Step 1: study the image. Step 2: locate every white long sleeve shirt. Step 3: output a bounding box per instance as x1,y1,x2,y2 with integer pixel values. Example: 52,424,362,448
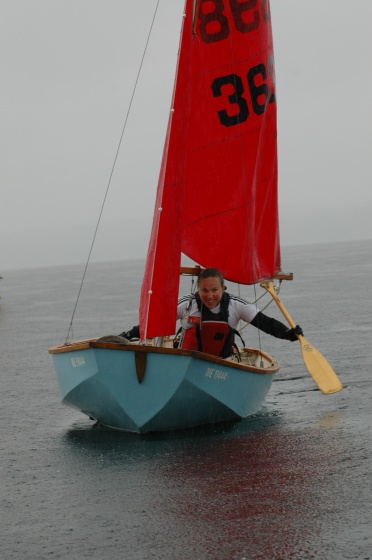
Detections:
177,293,259,330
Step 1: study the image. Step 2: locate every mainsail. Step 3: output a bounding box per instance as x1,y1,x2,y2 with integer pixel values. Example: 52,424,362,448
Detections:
140,0,280,339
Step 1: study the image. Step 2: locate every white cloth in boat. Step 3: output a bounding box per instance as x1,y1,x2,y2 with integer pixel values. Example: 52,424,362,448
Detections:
177,294,258,330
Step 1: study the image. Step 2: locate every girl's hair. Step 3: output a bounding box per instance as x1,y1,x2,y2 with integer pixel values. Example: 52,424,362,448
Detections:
197,268,224,287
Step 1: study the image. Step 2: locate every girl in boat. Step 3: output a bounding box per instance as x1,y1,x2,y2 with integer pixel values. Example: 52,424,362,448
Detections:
120,268,303,359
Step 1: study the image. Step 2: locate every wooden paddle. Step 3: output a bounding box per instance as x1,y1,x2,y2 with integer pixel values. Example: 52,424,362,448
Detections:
260,280,343,395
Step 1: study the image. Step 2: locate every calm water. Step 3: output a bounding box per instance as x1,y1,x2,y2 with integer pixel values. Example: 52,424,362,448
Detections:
1,240,371,560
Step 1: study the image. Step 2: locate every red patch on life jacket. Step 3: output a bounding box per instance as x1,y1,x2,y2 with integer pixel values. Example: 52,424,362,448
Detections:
187,316,200,326
200,321,229,356
181,326,198,350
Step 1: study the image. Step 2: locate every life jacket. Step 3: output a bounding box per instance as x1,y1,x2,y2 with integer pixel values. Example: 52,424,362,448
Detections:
181,315,200,352
181,293,236,358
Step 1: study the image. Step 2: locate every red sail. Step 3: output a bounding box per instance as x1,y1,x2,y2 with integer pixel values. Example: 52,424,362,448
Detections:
140,0,280,339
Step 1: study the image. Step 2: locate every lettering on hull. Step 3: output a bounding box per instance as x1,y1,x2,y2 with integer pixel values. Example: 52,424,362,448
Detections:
205,367,228,381
71,356,86,367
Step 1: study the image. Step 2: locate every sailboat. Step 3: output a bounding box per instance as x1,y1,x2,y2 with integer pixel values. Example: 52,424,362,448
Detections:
49,0,342,433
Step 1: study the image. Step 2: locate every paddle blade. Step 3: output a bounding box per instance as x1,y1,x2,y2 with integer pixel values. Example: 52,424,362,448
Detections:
299,336,343,394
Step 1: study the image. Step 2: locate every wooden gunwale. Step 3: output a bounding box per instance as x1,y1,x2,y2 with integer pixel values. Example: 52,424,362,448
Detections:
48,339,279,374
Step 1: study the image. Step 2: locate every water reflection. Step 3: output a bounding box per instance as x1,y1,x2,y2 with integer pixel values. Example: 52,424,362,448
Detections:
63,411,280,448
316,410,344,428
59,412,341,559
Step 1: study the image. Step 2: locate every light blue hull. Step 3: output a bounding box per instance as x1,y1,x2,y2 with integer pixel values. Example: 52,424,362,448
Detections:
50,341,278,433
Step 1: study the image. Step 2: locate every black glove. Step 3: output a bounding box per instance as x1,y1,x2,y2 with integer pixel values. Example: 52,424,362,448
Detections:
118,325,140,340
285,325,303,341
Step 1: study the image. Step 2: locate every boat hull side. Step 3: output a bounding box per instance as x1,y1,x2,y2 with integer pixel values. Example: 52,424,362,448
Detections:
50,345,276,433
185,356,273,418
51,348,98,400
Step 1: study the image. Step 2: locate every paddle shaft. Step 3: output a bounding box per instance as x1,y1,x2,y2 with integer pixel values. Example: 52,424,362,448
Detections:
264,288,296,329
260,280,343,394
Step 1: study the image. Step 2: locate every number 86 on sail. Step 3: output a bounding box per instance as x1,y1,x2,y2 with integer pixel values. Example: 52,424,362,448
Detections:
196,0,272,44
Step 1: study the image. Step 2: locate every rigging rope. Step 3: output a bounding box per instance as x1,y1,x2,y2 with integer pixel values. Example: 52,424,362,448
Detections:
65,1,161,343
238,281,280,339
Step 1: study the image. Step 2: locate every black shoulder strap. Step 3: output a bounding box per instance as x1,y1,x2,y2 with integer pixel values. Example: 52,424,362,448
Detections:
233,328,245,347
220,292,230,321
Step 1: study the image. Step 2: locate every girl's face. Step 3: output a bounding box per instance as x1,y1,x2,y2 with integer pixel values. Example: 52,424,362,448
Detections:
198,276,224,309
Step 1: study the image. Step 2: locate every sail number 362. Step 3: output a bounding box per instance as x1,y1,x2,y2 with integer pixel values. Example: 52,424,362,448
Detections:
212,60,275,127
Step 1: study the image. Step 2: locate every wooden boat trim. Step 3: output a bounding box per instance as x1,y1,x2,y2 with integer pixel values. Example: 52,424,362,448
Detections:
49,339,96,353
273,272,293,281
48,339,279,375
180,265,202,276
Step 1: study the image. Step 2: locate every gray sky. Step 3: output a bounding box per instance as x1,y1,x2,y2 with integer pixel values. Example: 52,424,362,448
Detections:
1,0,371,272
